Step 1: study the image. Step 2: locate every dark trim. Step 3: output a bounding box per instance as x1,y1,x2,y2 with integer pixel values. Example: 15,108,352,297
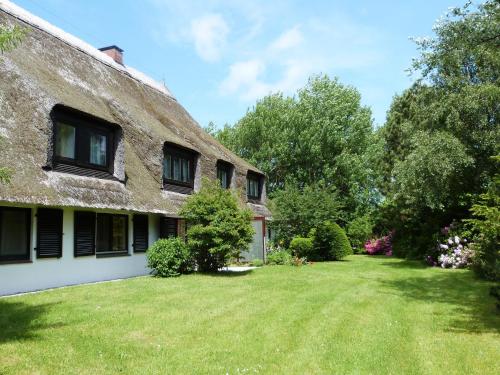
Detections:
99,45,124,52
133,214,149,253
0,207,31,262
50,105,119,179
74,211,96,257
0,260,33,265
96,252,130,258
159,217,178,239
36,208,63,259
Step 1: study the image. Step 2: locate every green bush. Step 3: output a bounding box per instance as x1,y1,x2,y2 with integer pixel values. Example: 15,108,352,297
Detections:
249,258,264,267
180,179,254,272
347,215,373,253
266,249,292,265
313,221,352,261
146,238,193,277
289,236,314,258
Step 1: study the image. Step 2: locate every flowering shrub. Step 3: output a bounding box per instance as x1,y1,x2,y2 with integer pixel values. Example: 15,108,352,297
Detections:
429,235,474,269
364,232,393,256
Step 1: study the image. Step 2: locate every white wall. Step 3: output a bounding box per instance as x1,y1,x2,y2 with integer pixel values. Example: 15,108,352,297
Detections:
0,207,158,296
241,219,265,261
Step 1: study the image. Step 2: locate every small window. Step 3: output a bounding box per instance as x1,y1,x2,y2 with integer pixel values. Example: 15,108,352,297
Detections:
217,160,233,189
51,106,117,178
247,172,263,200
96,214,128,255
0,207,31,262
163,143,197,193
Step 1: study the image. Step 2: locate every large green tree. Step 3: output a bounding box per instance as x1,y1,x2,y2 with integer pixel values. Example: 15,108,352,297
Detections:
377,0,500,257
211,75,377,221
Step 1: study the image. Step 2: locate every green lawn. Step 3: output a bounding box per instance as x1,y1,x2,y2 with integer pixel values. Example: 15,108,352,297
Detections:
1,256,499,375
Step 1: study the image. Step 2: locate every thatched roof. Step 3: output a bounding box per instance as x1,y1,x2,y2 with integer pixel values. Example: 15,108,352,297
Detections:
0,3,271,218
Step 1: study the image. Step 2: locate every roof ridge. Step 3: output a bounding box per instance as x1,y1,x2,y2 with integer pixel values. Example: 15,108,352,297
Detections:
0,0,176,101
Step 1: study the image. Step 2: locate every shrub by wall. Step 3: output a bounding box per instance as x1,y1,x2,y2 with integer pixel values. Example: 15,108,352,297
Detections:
266,249,293,265
147,238,194,277
289,236,314,258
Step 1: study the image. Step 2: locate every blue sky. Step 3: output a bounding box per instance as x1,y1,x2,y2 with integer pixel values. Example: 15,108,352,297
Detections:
13,0,464,128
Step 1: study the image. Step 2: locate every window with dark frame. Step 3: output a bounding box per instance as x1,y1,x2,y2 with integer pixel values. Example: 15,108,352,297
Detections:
217,160,232,189
163,143,197,193
247,172,262,200
159,217,178,239
0,207,31,262
74,211,128,257
52,106,117,178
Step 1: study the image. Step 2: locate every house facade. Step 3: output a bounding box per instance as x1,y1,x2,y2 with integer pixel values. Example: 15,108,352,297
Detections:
0,1,271,296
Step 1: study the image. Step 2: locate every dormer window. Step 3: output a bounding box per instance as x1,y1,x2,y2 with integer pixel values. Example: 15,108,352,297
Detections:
51,106,118,179
163,143,197,194
247,172,263,201
216,160,233,189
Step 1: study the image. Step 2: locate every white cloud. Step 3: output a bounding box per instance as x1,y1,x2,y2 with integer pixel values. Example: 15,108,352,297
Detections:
190,13,229,62
269,26,303,51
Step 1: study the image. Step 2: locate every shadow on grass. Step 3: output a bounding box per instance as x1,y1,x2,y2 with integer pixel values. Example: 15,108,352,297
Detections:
205,269,254,277
379,264,499,334
0,300,62,343
380,258,427,269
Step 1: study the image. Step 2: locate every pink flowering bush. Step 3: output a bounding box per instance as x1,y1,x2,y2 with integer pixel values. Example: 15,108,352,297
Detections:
364,232,393,256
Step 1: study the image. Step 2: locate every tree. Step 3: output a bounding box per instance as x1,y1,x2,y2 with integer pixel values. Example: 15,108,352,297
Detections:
270,183,344,246
376,0,500,258
180,179,254,272
213,75,377,221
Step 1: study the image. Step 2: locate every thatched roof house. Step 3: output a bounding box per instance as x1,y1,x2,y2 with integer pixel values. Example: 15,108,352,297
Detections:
0,1,270,296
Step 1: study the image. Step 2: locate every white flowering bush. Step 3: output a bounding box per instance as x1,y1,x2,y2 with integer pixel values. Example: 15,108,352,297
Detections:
436,235,474,269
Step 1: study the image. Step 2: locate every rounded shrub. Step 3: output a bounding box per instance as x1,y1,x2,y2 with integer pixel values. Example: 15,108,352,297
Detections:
147,238,194,277
266,249,293,265
313,221,352,261
289,236,314,258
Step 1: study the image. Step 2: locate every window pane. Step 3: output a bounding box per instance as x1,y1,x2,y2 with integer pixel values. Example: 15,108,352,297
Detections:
163,155,172,179
218,169,228,188
89,133,107,166
0,209,29,259
181,159,190,182
96,214,111,252
55,123,75,159
112,216,127,252
173,157,181,180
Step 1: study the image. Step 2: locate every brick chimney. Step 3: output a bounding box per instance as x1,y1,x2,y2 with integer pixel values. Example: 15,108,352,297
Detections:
99,45,124,65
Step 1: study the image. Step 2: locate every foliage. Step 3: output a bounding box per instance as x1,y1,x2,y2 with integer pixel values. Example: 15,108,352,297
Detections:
466,157,500,281
0,24,27,53
146,238,194,277
180,179,254,272
312,221,352,261
212,75,378,219
249,258,264,267
376,1,500,259
270,183,344,245
266,248,292,265
289,236,313,258
364,232,393,256
347,214,374,252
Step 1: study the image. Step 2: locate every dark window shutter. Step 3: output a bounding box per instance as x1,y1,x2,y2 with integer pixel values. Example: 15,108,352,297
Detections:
133,215,149,253
159,217,178,239
74,211,96,257
36,208,63,258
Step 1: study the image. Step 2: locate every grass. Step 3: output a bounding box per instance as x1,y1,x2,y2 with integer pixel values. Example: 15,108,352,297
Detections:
0,256,499,375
